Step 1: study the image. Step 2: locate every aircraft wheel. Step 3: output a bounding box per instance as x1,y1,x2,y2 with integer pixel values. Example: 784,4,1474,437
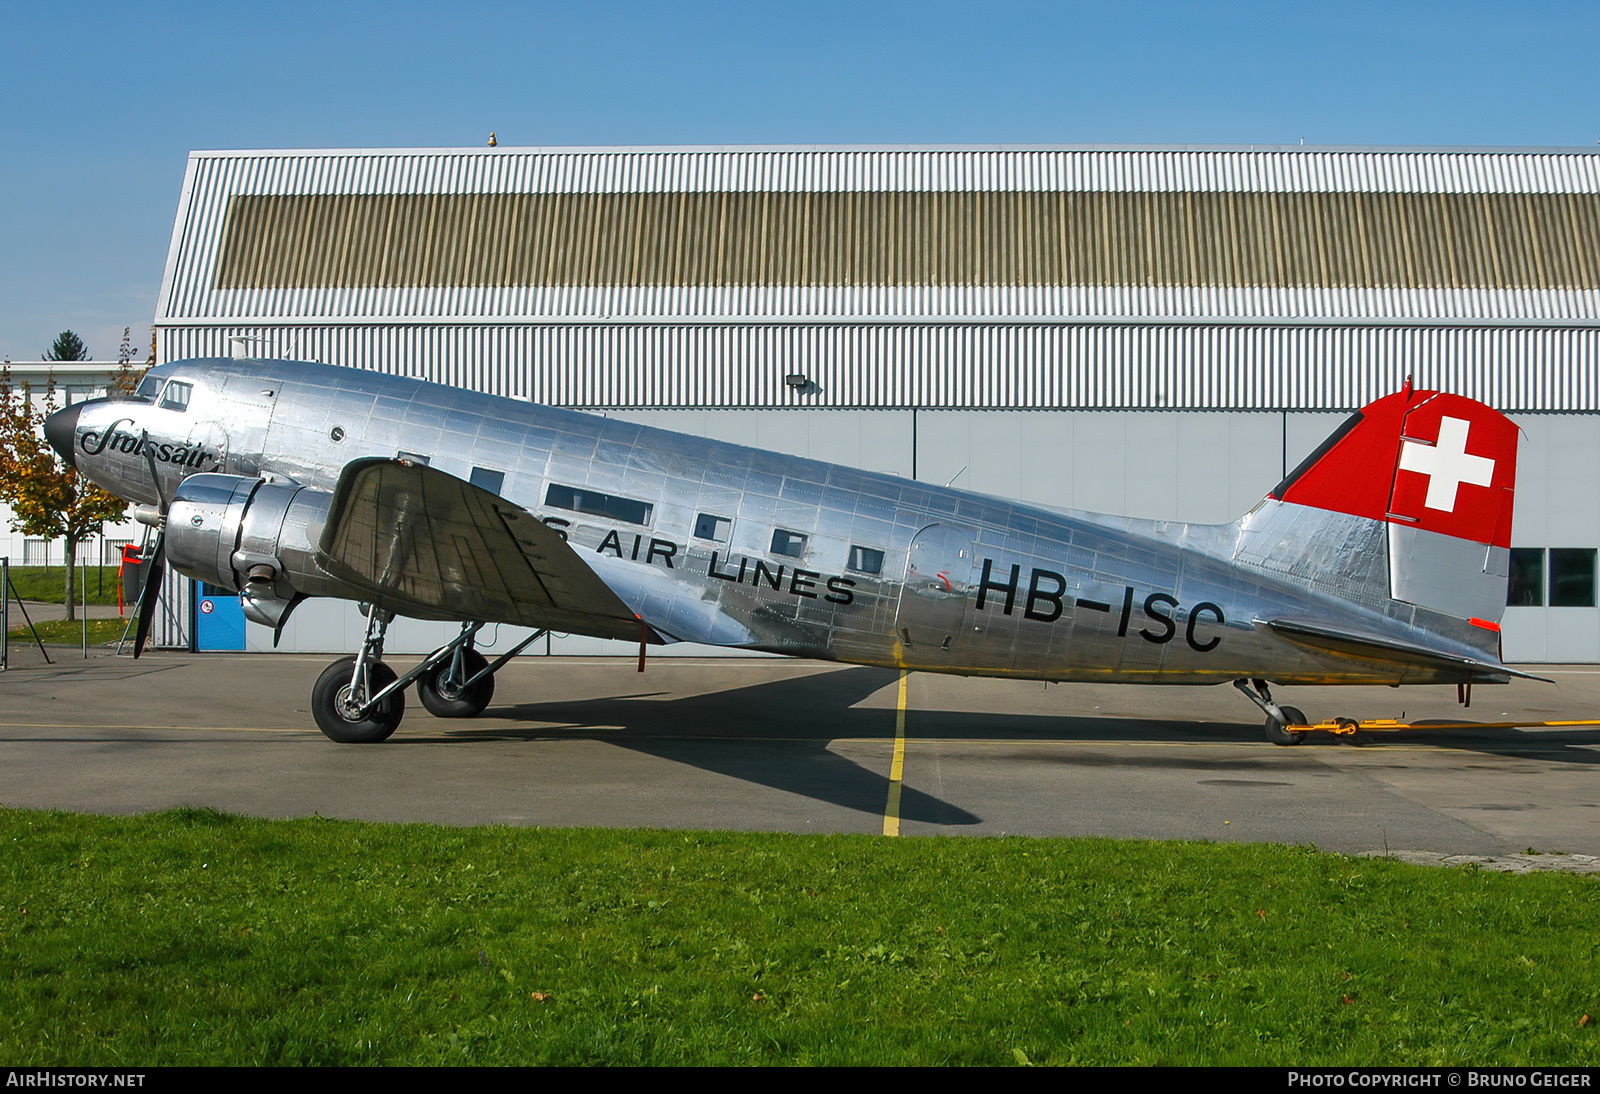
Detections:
417,649,495,718
312,656,404,743
1265,705,1308,747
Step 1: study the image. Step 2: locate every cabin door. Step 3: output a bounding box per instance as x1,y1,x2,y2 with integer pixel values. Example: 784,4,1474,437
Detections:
894,523,975,652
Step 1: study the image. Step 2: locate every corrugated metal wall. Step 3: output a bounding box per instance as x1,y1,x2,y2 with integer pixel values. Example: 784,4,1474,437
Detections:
159,320,1600,412
154,146,1600,412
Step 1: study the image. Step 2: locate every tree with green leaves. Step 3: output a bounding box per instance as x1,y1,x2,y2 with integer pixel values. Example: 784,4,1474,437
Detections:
44,330,90,362
0,336,131,620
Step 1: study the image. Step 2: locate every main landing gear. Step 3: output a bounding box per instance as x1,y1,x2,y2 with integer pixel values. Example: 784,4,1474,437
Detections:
1233,678,1308,746
310,608,547,743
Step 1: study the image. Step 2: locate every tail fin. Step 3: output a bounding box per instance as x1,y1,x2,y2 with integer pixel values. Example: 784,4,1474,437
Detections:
1270,384,1519,627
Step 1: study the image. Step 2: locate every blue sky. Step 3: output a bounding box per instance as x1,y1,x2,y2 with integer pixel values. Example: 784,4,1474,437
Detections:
4,0,1598,362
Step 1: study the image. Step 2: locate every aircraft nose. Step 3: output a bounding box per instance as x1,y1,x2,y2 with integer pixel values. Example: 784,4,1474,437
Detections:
44,404,81,469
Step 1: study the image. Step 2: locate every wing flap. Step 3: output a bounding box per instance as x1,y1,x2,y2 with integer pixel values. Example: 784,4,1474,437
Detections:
316,458,643,641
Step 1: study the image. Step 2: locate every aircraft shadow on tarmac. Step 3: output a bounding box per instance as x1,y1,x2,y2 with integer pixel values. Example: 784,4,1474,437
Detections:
386,664,1600,824
411,665,980,825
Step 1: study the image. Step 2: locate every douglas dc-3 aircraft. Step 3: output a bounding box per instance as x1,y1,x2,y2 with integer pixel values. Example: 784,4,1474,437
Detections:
44,357,1533,745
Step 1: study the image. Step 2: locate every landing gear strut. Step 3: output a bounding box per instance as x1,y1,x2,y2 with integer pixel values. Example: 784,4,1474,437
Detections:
312,608,405,743
313,655,404,743
311,613,547,743
417,630,495,718
1233,678,1308,746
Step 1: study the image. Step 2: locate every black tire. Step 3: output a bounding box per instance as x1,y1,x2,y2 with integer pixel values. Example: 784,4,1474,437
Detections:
416,648,495,718
312,656,404,743
1265,704,1308,747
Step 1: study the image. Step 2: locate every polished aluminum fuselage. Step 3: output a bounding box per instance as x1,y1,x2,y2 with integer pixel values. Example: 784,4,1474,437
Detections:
67,358,1495,685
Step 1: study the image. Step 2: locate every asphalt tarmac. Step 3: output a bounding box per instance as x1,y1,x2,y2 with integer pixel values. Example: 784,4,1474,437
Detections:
2,645,1598,860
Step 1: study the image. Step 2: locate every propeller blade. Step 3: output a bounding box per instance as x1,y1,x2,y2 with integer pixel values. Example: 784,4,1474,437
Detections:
131,429,172,660
142,433,170,512
132,534,165,659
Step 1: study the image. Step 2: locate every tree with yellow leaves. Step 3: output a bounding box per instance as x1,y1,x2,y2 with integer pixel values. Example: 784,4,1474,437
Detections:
0,332,137,621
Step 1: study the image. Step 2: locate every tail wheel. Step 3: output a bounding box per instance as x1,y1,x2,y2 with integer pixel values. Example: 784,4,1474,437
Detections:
1265,704,1308,747
313,655,404,743
417,648,495,718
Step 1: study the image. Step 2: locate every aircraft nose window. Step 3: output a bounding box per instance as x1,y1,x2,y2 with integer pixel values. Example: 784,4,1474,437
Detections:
160,381,193,411
136,376,162,402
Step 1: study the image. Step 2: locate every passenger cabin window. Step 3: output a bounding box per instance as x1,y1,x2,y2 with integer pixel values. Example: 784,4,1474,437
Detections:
545,483,653,526
694,514,732,542
470,467,505,496
848,546,885,576
160,381,192,412
771,529,808,558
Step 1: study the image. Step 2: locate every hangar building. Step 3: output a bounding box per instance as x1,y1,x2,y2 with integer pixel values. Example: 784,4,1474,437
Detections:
149,145,1599,661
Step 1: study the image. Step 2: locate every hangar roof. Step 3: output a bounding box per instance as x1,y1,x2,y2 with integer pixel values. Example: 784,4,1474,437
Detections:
160,146,1600,327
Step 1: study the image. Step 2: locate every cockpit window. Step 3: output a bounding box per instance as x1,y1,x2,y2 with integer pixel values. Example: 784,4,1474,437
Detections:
160,381,192,412
135,376,162,402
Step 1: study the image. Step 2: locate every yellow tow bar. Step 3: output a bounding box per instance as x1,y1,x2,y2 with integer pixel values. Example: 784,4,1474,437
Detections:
1291,717,1600,737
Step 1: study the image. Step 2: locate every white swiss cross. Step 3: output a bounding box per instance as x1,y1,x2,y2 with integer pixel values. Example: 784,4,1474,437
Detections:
1397,415,1495,513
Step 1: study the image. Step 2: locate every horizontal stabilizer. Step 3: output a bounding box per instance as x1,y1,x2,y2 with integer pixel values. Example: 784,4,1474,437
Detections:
317,458,646,641
1265,619,1550,683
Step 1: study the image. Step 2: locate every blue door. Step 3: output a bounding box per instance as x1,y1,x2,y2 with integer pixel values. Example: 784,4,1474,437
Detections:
194,581,246,651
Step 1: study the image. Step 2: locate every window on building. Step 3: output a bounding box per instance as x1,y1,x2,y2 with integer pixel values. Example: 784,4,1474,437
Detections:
545,483,653,526
1508,548,1545,606
694,513,731,542
1506,548,1599,608
23,539,49,565
771,529,808,558
102,540,133,566
848,545,885,576
1549,548,1598,608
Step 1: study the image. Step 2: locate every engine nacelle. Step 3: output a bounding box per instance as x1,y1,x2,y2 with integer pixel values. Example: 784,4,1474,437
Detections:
166,473,338,628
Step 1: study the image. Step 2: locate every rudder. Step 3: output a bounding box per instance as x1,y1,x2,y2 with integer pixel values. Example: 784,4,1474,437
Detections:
1270,384,1519,628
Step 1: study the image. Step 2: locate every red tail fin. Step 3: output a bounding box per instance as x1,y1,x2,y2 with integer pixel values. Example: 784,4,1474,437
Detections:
1273,388,1518,550
1271,388,1518,628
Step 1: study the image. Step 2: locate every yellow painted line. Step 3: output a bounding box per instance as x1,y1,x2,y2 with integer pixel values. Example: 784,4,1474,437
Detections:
883,670,909,836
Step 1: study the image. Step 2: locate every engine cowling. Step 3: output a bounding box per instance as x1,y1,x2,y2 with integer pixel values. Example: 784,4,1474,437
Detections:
166,473,338,627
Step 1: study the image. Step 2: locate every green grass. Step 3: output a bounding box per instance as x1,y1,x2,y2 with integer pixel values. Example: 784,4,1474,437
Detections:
3,566,125,606
6,618,128,645
1,808,1596,1066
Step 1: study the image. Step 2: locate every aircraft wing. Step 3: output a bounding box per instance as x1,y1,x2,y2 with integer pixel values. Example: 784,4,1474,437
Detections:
315,458,646,641
1264,619,1550,682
